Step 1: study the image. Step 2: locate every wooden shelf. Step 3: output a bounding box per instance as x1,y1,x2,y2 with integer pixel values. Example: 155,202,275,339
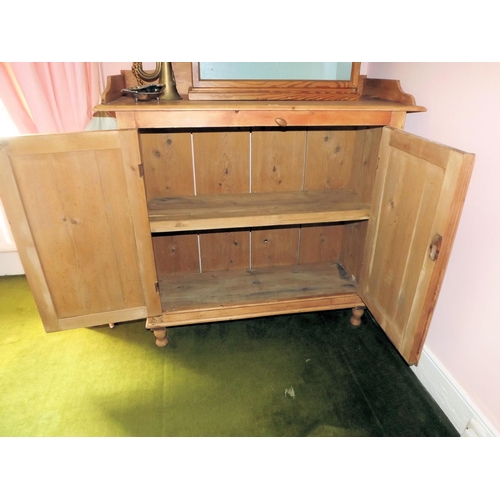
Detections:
147,262,364,328
148,189,370,233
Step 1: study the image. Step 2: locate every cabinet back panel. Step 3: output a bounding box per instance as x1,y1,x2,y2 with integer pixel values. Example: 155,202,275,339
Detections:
140,128,361,273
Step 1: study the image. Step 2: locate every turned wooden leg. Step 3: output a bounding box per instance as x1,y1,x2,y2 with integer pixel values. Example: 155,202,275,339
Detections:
350,307,365,326
152,328,169,348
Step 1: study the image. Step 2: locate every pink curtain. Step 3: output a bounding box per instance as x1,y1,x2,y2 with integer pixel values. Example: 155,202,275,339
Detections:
0,62,102,134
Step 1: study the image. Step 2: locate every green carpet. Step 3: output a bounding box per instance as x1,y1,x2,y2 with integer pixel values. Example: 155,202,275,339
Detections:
0,275,458,437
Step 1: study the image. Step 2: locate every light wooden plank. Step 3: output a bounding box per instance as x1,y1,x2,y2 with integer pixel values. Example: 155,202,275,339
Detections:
140,131,194,200
340,128,382,279
199,231,250,272
193,130,250,195
139,130,199,275
1,130,122,155
251,227,300,268
193,130,251,271
151,262,363,326
304,129,356,190
59,306,149,330
118,130,163,316
152,234,200,275
149,190,370,232
302,128,356,264
0,147,60,331
299,224,343,264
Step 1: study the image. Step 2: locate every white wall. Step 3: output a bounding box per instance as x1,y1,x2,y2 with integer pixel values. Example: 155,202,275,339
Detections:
366,63,500,433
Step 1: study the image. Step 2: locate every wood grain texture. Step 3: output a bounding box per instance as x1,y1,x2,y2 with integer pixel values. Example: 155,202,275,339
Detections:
151,262,363,326
140,131,199,275
0,131,158,330
340,127,382,279
193,130,251,271
359,127,474,364
251,129,306,268
148,190,370,232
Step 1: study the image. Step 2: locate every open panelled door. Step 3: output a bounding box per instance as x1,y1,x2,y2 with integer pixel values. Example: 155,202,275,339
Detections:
359,127,474,365
0,130,161,332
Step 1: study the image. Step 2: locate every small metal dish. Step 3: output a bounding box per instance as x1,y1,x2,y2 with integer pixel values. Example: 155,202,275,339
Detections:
122,84,166,103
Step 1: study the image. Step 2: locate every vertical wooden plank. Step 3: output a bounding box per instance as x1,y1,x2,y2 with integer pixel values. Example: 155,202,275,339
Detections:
193,130,251,271
251,130,306,268
140,131,199,275
193,130,250,195
199,230,251,272
301,128,355,264
340,127,382,279
304,128,355,190
152,234,200,275
348,127,383,203
251,129,306,192
251,227,300,268
0,149,60,331
140,132,194,199
298,224,343,265
118,129,163,316
367,149,442,318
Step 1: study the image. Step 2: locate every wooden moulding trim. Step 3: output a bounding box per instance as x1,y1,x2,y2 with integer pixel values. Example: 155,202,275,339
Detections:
189,62,362,101
100,74,126,104
362,78,421,106
188,88,362,102
146,294,365,328
58,306,149,330
133,110,394,129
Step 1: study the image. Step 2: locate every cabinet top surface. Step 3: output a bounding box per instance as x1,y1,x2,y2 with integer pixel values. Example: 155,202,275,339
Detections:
95,97,426,113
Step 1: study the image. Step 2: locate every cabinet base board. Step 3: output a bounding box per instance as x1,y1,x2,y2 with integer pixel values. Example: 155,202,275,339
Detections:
147,262,364,328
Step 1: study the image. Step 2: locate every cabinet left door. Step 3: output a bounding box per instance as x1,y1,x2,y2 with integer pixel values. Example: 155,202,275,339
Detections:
0,130,162,331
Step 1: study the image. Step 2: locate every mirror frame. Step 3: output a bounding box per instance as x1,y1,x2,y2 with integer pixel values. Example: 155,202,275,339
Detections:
188,62,361,101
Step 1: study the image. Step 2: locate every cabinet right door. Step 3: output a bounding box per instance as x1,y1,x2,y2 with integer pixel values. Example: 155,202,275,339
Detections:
358,127,474,365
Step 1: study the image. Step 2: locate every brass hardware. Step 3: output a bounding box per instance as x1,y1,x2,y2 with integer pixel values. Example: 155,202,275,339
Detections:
429,234,442,261
132,62,182,101
275,117,288,127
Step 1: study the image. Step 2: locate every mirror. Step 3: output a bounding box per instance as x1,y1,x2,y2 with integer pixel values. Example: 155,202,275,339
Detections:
189,62,361,101
199,62,354,81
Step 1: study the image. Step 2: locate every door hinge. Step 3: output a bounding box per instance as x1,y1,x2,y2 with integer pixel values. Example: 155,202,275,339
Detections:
138,163,144,177
155,282,160,294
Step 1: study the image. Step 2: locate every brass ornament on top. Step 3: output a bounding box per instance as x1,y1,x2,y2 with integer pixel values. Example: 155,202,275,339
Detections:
122,62,182,102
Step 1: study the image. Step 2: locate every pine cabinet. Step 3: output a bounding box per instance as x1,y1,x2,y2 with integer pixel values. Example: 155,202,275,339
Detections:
0,77,474,365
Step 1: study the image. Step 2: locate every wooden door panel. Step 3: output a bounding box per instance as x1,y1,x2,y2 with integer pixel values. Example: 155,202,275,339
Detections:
359,127,474,364
0,130,161,332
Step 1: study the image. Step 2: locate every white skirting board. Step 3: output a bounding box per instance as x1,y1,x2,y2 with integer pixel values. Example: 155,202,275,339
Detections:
411,347,499,437
0,251,24,276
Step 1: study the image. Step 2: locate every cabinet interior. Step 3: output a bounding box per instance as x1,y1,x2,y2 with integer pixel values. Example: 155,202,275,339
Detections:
139,126,382,324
